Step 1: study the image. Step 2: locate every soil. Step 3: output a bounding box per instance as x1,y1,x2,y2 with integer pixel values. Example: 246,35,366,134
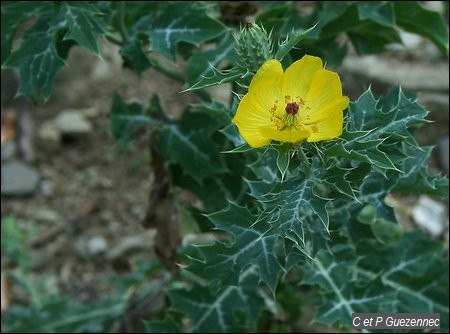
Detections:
1,42,200,306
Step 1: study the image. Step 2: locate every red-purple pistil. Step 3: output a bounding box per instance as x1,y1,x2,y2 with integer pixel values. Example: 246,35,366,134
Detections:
285,102,299,115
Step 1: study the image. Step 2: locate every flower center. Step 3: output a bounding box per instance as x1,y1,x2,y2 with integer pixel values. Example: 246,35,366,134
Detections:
285,102,299,115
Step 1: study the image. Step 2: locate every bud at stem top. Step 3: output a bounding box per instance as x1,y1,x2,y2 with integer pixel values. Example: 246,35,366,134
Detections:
234,23,273,74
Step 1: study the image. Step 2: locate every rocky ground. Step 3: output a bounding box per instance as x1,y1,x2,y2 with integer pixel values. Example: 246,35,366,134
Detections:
1,42,203,310
1,29,449,330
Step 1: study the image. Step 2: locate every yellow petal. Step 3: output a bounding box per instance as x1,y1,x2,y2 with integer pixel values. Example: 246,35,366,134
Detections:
300,96,349,125
232,93,273,147
306,105,345,142
282,55,323,100
248,60,284,117
259,126,311,143
304,69,346,122
232,59,285,148
249,59,284,93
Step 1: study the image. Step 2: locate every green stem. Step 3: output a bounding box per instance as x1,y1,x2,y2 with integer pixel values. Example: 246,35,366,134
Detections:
118,1,129,43
149,57,184,81
298,145,312,178
149,57,211,101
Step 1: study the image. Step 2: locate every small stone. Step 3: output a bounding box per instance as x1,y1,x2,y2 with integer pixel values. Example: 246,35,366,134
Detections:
53,111,92,136
75,237,108,259
1,161,40,196
106,230,155,262
86,166,113,188
1,141,16,162
34,209,60,222
412,196,448,237
40,179,56,197
87,237,108,257
131,205,145,218
38,121,61,152
400,31,423,50
387,31,424,53
80,107,101,119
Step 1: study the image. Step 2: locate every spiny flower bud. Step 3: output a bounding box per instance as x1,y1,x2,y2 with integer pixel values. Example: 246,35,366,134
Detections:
234,23,273,74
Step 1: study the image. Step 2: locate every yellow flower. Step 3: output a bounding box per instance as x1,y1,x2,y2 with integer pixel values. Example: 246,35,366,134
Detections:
232,55,350,148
